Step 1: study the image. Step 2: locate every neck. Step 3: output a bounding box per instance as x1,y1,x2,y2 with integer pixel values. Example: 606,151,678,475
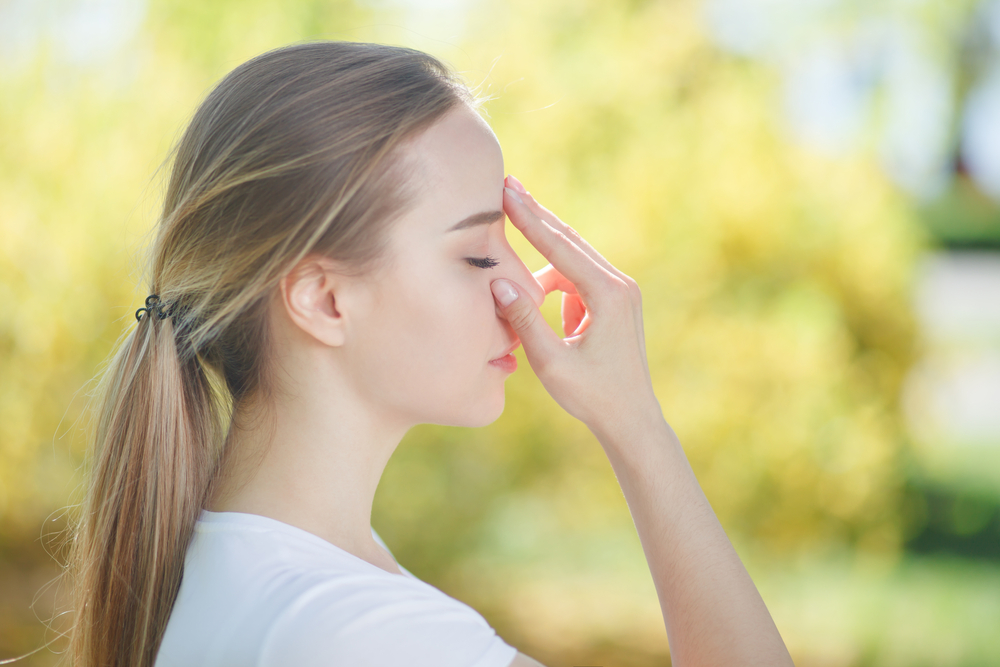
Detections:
206,379,411,574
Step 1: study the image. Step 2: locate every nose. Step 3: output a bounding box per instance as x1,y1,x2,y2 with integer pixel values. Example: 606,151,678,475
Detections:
498,242,546,308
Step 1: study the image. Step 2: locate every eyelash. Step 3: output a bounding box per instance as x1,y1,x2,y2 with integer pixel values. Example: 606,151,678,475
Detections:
466,255,500,269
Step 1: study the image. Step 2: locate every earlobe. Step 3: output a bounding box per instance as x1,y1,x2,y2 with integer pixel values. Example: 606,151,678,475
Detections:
279,258,348,348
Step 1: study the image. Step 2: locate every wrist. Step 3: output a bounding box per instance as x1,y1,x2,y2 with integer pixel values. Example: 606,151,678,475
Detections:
589,410,692,507
586,400,673,453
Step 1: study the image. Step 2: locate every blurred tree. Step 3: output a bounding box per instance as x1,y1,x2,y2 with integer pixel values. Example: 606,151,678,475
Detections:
705,0,1000,245
0,0,926,664
379,0,919,569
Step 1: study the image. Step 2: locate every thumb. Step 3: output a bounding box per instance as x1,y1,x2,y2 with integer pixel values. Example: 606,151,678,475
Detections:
491,278,561,361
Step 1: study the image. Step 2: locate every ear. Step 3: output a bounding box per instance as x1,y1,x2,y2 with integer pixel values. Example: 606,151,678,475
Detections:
278,256,348,347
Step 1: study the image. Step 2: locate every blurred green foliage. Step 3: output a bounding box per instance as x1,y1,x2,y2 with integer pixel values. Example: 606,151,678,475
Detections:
3,0,994,665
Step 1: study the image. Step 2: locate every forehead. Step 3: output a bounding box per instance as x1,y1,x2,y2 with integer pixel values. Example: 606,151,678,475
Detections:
392,104,505,239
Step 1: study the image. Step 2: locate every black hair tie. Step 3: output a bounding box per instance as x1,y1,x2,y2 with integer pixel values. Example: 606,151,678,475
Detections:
135,294,172,322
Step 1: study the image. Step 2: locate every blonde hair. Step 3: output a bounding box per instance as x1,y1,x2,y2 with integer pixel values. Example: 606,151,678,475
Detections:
65,41,474,667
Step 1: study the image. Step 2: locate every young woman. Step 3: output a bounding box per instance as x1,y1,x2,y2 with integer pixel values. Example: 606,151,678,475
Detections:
66,41,793,667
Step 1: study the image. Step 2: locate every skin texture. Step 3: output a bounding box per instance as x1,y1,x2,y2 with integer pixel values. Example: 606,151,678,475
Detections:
206,104,544,572
492,180,794,666
208,103,793,666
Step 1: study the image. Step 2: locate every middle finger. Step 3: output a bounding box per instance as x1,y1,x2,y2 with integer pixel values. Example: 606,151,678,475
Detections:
534,264,578,296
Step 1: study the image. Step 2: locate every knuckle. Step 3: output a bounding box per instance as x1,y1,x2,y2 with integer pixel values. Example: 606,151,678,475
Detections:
610,276,631,297
622,275,641,300
596,272,619,293
506,303,537,332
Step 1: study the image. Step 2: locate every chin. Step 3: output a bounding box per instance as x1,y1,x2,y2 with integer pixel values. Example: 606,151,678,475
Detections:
472,395,506,428
433,387,506,428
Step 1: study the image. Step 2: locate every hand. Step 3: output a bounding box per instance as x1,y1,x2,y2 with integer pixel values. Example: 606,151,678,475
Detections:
493,175,661,436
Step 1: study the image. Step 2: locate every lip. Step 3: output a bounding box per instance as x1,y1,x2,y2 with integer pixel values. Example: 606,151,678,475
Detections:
489,353,517,373
489,340,521,362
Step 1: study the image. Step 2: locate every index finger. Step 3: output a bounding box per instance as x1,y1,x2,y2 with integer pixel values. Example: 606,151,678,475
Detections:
507,177,625,282
505,187,616,305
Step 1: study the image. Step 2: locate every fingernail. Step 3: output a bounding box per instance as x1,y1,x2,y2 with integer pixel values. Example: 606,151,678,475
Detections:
504,186,523,204
507,174,528,194
491,279,518,306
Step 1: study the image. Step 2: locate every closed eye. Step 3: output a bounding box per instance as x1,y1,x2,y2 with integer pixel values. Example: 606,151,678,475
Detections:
466,255,500,269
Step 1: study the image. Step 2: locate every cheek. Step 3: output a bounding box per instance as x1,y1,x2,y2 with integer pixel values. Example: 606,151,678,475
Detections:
350,259,504,422
425,279,495,357
383,272,494,372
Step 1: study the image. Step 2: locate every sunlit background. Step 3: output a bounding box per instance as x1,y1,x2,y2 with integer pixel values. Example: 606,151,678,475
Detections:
1,0,999,665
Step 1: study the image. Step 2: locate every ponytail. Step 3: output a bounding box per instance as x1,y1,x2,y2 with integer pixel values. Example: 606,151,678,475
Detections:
67,310,226,666
60,40,474,667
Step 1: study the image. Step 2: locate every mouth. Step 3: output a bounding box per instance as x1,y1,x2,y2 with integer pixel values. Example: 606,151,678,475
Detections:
489,339,521,362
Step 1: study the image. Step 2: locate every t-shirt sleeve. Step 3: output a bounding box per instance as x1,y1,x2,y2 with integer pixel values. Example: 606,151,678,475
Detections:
256,575,518,667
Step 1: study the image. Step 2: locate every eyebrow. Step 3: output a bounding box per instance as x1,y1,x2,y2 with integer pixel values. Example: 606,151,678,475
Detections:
446,210,505,232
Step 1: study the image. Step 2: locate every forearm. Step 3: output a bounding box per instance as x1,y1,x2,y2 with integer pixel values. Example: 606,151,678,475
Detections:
496,178,792,665
591,413,793,667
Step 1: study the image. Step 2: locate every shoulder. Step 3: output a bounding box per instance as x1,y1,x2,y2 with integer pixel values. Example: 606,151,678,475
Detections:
257,573,518,667
165,512,520,667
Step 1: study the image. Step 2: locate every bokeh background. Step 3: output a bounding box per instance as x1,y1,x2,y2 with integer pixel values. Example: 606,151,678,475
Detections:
2,0,999,665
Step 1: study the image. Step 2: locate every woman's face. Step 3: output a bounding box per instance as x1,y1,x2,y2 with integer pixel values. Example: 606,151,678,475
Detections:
343,104,545,428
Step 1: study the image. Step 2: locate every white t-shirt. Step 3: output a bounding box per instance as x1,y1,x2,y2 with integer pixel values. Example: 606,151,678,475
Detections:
155,510,518,667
